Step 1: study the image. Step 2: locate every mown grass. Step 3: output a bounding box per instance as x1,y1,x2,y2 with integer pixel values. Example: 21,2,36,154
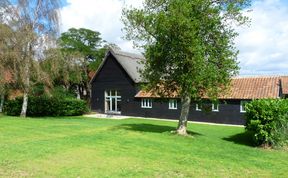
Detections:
0,115,287,177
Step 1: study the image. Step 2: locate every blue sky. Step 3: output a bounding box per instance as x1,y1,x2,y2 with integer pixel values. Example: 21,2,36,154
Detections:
60,0,288,75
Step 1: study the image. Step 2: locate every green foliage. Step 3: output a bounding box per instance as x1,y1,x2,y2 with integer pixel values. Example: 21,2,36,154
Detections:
122,0,250,99
58,28,108,71
59,28,102,60
245,99,288,148
4,96,88,117
51,28,121,100
57,99,89,116
50,86,76,99
122,0,250,133
30,83,46,96
3,99,21,116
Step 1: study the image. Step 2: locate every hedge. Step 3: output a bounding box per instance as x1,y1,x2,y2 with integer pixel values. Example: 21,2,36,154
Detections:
4,96,89,117
245,99,288,148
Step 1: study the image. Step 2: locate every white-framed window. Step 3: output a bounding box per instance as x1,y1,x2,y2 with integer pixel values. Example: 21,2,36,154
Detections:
240,101,248,113
141,98,152,108
196,103,202,111
212,103,219,112
105,90,121,114
169,99,177,110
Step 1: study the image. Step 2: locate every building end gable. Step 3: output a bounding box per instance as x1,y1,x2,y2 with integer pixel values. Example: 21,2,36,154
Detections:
90,49,145,84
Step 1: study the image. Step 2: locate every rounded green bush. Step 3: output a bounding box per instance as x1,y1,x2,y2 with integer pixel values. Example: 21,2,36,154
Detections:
4,96,89,117
245,99,288,148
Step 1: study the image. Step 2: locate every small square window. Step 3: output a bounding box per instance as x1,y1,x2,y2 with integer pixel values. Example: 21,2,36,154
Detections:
212,103,219,112
169,99,177,110
141,99,152,108
240,101,248,113
196,103,202,111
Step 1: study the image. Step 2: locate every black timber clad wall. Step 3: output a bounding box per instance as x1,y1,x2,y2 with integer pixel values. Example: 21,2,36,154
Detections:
189,100,246,125
91,54,245,125
130,99,245,125
91,55,138,114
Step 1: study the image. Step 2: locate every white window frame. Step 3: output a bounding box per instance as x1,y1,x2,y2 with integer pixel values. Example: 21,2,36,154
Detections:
105,90,121,114
141,98,152,108
240,101,248,113
196,104,202,111
212,103,219,112
168,99,177,110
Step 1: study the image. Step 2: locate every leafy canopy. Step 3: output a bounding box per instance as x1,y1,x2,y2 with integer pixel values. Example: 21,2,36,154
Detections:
122,0,250,99
59,28,103,62
58,28,108,71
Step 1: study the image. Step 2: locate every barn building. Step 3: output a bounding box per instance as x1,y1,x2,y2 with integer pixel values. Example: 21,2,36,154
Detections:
90,49,288,125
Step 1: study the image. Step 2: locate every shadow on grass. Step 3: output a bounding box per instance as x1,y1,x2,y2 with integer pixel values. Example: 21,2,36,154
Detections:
223,131,255,147
116,123,202,136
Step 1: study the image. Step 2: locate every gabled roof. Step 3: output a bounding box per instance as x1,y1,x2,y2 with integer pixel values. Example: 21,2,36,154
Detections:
90,49,145,84
135,76,286,99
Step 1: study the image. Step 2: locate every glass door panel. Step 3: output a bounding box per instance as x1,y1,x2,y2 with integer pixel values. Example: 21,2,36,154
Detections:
105,90,121,114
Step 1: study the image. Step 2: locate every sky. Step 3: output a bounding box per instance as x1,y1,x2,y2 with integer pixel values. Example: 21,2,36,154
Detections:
60,0,288,75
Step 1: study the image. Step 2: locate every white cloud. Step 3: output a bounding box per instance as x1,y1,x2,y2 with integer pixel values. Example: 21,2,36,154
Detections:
60,0,142,53
236,0,288,75
60,0,288,75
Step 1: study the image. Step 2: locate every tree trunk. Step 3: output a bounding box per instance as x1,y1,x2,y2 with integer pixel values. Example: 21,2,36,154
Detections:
76,85,81,99
20,57,30,118
85,82,91,105
0,93,4,113
177,94,191,135
20,91,28,117
84,66,91,103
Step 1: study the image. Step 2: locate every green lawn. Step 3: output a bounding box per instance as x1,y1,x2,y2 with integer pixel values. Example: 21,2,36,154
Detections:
0,115,287,177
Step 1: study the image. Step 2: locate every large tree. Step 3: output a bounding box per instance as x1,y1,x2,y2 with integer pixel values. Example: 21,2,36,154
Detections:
122,0,250,135
0,0,61,117
57,28,120,100
59,28,104,70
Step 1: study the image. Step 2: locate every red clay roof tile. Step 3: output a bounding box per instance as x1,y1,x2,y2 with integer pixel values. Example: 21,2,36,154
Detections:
135,76,285,99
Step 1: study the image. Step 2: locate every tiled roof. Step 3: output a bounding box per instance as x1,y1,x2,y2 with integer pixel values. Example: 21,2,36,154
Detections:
135,89,179,98
135,76,285,99
220,76,280,99
281,76,288,95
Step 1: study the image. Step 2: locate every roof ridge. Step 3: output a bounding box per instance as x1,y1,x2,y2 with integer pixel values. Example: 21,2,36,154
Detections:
113,49,144,60
233,75,287,79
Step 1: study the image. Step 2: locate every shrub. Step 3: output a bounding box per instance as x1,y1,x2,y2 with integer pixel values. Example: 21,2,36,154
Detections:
56,98,89,116
4,96,89,117
245,99,288,148
50,86,76,99
3,98,22,116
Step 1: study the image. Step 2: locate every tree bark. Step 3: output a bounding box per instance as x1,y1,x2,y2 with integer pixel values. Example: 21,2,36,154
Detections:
0,93,4,113
177,94,191,135
83,65,91,103
20,91,28,117
85,82,91,105
76,85,81,99
20,56,30,117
